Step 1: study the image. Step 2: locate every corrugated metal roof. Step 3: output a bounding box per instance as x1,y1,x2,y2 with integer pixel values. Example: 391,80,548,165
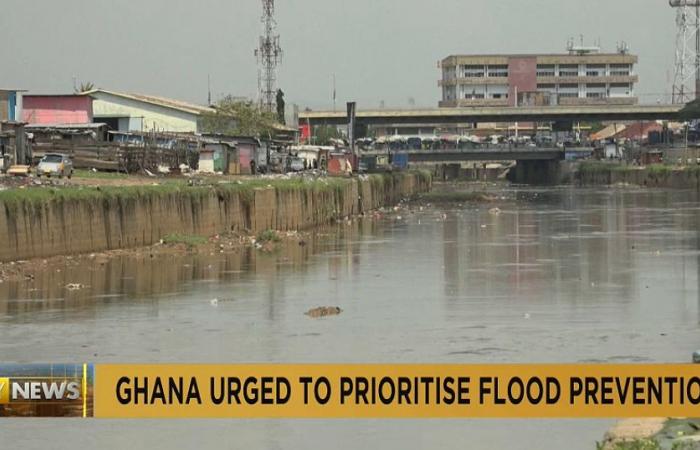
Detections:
82,89,216,115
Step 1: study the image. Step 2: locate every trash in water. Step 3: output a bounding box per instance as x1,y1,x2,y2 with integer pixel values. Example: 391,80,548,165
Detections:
210,298,219,307
305,307,343,318
65,283,85,291
489,208,502,216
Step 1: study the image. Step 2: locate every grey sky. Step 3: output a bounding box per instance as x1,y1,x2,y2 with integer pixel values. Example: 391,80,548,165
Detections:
0,0,680,109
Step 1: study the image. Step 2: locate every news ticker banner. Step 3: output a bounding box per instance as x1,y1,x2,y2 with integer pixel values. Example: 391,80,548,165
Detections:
3,364,700,418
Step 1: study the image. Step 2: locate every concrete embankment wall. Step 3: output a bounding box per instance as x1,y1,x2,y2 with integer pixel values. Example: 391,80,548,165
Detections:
577,164,700,190
0,173,430,262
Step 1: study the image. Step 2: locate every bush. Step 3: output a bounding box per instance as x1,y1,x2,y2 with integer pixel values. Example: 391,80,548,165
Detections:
256,229,281,243
162,234,208,247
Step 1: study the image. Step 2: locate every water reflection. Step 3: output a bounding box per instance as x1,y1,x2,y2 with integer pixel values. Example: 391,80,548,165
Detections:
0,220,385,321
3,186,700,450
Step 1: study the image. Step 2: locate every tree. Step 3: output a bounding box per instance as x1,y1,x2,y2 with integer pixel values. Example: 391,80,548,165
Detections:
679,99,700,122
74,81,95,94
276,89,286,125
312,125,343,145
201,96,278,137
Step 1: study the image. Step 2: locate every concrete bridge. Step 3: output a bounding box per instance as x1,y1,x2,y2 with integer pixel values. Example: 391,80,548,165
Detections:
300,104,683,126
391,147,565,163
367,147,571,184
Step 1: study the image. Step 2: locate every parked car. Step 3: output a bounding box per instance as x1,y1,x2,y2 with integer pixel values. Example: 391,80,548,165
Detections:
37,153,73,178
287,156,305,172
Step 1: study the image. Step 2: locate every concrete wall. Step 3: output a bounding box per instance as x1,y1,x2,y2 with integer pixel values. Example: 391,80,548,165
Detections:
91,92,200,133
0,174,430,262
577,166,700,190
509,160,563,185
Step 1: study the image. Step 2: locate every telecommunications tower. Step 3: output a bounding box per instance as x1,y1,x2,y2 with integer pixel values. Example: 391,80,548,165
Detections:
670,0,700,103
255,0,283,112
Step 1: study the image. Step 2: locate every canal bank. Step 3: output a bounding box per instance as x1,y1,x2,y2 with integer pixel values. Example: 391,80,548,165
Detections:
576,162,700,190
0,172,430,262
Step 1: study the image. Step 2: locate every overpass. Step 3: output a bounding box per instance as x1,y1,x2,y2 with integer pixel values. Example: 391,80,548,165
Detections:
388,147,566,163
365,147,569,184
299,104,684,126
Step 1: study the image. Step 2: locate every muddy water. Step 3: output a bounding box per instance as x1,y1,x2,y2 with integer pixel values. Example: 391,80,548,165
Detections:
4,185,700,449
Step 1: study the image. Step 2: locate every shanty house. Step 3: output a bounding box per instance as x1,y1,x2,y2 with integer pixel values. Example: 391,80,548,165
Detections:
0,89,24,122
199,141,238,174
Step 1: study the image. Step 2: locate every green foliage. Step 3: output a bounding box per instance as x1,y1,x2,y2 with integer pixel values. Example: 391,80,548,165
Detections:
162,234,208,247
647,164,672,176
74,81,95,93
311,125,343,145
671,441,698,450
598,439,660,450
276,89,286,125
679,99,700,121
202,96,278,137
256,229,281,243
417,191,495,203
587,121,606,133
73,169,129,180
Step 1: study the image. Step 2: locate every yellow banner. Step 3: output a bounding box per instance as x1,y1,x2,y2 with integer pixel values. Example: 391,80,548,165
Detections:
93,364,700,418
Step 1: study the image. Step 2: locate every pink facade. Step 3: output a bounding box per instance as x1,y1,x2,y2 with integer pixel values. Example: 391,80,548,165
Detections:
507,57,537,106
22,95,93,124
238,146,253,174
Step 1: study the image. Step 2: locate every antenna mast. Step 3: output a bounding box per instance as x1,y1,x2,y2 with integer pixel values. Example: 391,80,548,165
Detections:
670,0,700,103
255,0,283,112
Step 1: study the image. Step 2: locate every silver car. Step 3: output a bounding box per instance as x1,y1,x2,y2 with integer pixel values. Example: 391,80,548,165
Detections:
37,153,73,178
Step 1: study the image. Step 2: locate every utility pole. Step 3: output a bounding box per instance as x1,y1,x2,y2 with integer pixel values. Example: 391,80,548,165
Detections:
207,74,212,106
332,74,337,112
255,0,282,113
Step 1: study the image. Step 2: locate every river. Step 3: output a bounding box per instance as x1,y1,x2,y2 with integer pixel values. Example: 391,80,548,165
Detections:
3,184,700,449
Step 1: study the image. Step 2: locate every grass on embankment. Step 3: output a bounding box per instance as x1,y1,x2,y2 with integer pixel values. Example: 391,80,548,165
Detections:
577,161,700,177
72,169,130,180
161,233,208,247
0,172,428,211
415,191,497,203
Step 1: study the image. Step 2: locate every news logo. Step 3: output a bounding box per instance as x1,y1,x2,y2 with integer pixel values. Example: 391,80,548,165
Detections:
0,377,9,404
0,364,93,417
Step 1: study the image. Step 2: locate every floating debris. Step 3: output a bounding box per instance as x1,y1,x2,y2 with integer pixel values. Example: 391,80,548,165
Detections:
305,307,343,318
65,283,85,291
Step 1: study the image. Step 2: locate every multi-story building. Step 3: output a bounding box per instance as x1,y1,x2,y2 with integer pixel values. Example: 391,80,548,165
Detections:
439,45,638,108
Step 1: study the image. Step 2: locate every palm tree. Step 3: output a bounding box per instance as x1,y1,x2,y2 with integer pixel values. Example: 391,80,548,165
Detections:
74,82,95,94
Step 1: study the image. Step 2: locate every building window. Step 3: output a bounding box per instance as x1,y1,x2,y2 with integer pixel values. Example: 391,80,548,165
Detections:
465,93,485,99
558,93,578,98
536,65,555,77
558,64,579,77
610,64,631,76
486,65,508,78
463,65,485,78
585,64,606,77
537,83,555,90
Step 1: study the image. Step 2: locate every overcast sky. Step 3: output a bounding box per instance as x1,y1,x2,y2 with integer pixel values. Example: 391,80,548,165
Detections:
0,0,680,109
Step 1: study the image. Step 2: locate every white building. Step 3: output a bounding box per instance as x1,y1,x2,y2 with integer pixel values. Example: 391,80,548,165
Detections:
84,89,216,133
